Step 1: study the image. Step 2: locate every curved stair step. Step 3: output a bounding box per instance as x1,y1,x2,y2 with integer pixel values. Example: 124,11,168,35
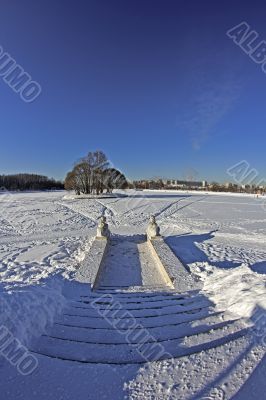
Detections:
90,290,187,298
46,312,233,344
97,284,173,288
65,301,208,319
78,293,190,303
97,285,172,289
81,291,189,300
55,305,213,329
75,297,210,311
31,320,249,364
78,294,201,305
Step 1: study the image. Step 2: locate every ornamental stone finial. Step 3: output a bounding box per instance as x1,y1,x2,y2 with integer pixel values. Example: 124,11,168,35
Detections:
96,216,110,239
147,215,161,240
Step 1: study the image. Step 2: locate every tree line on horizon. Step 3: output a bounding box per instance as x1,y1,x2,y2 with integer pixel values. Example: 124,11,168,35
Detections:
0,151,128,194
64,150,128,195
0,174,64,191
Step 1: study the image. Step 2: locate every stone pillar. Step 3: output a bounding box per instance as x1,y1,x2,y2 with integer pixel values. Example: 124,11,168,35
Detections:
147,215,161,240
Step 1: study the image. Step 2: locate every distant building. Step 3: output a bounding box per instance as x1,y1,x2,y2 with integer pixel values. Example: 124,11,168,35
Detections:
162,179,207,190
133,178,208,191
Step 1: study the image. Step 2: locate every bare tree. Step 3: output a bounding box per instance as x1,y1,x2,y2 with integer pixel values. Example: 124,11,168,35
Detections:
64,150,128,195
103,168,127,193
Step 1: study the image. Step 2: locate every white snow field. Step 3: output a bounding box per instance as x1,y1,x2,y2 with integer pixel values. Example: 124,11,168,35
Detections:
0,190,265,399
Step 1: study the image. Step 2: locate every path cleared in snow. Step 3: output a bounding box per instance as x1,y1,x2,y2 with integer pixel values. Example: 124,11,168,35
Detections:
96,235,170,288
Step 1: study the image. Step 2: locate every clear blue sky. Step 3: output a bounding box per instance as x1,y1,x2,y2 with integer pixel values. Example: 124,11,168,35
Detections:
0,0,266,182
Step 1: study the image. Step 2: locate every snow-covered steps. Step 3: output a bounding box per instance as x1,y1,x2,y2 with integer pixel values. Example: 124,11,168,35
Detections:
55,305,212,329
31,319,249,364
66,296,210,318
90,287,183,296
75,296,207,309
30,289,252,364
43,312,234,344
95,285,176,293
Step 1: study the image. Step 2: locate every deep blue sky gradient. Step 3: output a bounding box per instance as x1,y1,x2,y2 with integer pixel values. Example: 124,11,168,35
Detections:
1,0,266,182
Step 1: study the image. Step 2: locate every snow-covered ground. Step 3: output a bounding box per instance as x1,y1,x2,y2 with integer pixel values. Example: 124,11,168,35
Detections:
0,190,265,399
